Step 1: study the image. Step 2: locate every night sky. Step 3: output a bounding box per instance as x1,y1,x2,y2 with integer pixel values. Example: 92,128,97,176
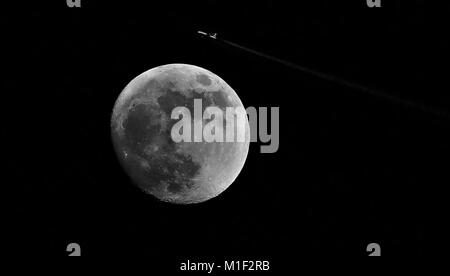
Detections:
6,0,449,265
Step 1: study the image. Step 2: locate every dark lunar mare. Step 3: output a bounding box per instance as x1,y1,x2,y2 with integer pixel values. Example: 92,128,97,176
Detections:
120,103,195,194
111,64,249,204
119,86,229,196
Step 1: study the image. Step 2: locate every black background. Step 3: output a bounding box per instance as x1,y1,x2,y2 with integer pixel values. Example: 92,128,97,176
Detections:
5,0,450,265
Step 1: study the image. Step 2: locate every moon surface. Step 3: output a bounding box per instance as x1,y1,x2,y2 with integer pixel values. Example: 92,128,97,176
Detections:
111,64,250,204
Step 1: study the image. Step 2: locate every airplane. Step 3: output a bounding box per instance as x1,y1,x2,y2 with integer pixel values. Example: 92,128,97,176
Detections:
197,31,217,39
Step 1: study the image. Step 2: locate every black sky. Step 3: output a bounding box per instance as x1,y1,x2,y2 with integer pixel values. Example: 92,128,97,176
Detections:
5,0,450,264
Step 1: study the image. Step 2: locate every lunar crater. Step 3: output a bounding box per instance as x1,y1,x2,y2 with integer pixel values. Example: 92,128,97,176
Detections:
111,64,249,204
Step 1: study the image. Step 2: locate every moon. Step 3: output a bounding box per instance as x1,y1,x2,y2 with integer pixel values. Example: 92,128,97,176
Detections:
111,64,250,204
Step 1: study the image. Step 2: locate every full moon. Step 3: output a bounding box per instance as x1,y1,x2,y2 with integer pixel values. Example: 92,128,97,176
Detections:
111,64,250,204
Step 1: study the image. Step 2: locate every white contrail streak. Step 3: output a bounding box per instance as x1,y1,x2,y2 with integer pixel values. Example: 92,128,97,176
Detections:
213,36,449,120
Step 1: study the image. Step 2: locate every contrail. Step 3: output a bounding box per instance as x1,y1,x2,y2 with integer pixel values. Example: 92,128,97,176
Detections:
200,33,449,120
